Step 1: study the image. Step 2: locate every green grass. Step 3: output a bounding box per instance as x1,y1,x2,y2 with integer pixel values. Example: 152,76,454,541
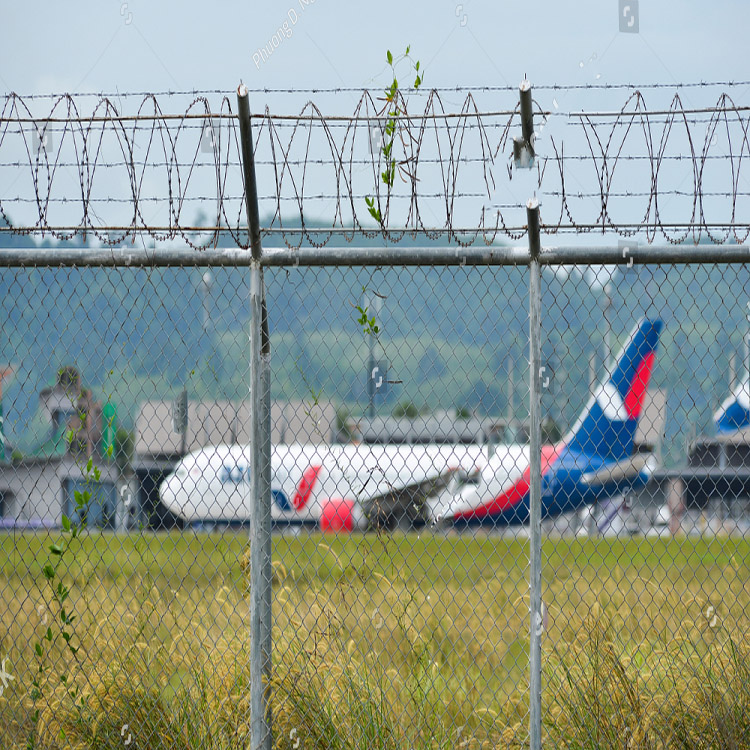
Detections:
0,531,748,748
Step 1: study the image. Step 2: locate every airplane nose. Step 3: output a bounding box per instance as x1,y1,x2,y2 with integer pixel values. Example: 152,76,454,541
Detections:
159,475,179,512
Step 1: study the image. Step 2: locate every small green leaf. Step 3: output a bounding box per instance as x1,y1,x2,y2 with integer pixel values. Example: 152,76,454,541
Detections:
42,564,55,580
35,643,43,657
49,543,63,556
61,515,71,532
415,76,421,88
86,457,93,474
45,627,52,641
415,60,420,71
406,45,410,55
386,50,393,65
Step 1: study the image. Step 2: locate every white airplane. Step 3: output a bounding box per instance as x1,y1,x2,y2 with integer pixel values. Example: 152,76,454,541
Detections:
160,317,662,532
160,442,486,531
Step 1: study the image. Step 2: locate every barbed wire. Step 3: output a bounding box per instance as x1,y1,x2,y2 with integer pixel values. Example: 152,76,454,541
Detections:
0,87,749,248
8,80,750,98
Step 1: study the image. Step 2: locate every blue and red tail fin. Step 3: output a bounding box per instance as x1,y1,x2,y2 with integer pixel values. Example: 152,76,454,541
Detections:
565,318,662,461
714,375,750,433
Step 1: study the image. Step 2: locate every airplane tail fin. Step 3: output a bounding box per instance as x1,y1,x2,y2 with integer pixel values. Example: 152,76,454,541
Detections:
714,375,750,433
565,318,662,461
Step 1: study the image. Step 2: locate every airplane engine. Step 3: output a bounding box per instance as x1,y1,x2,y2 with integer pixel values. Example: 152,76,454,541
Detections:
320,498,361,533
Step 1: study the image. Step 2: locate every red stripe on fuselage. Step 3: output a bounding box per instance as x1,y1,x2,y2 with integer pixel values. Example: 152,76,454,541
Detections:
623,351,654,419
293,465,321,510
453,444,562,520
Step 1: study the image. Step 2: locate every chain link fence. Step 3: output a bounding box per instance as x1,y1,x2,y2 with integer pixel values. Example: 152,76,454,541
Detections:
1,80,749,749
1,248,749,749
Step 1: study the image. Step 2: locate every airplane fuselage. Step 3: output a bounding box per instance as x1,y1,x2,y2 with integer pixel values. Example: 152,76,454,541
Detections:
160,443,487,529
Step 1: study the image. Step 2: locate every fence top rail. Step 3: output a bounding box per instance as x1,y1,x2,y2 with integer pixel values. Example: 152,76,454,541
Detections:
0,244,748,268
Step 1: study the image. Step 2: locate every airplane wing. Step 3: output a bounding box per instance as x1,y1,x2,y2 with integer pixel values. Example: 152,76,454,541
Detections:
360,468,458,529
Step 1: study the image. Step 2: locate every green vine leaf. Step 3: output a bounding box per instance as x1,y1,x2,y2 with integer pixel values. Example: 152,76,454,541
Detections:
28,431,98,744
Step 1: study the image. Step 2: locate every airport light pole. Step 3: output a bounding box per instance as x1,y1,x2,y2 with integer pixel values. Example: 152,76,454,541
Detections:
506,355,514,441
0,368,11,462
603,282,613,374
201,271,213,333
366,293,382,419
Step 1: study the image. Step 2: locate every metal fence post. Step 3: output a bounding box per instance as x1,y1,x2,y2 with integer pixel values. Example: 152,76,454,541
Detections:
237,82,273,750
527,197,543,750
513,79,535,168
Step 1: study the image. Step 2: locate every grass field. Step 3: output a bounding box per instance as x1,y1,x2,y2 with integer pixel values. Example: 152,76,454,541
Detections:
0,530,748,749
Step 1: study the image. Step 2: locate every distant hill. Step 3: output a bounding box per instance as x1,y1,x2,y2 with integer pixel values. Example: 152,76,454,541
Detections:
1,215,748,468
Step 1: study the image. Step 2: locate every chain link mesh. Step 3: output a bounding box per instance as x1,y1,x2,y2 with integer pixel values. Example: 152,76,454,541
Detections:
0,258,749,748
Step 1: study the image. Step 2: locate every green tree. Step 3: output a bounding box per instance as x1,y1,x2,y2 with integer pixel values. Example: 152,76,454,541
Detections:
392,401,421,419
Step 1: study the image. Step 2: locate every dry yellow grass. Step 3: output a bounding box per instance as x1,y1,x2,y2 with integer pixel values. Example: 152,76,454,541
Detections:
0,530,747,748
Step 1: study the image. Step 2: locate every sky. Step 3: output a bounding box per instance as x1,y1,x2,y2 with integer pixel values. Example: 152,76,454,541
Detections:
1,1,749,245
2,0,749,101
